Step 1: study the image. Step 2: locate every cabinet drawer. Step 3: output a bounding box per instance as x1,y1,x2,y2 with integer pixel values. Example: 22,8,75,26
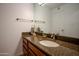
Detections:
23,39,27,44
29,49,36,56
28,42,45,56
23,42,28,50
23,48,28,55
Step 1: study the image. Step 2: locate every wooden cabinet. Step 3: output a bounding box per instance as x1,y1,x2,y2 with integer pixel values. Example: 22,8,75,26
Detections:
28,42,46,56
23,37,49,56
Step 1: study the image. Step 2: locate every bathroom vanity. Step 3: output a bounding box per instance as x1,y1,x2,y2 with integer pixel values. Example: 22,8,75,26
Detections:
22,32,79,56
23,37,49,56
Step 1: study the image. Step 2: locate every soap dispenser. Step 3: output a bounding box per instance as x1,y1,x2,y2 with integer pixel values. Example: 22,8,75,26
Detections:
31,26,35,35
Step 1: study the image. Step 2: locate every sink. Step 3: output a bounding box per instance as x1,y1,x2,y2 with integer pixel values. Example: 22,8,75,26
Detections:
39,40,60,47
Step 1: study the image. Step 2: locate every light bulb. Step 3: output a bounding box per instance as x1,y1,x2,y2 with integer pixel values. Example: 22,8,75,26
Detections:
38,3,46,6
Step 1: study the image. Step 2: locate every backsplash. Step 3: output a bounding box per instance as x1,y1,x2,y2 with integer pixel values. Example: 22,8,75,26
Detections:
56,35,79,45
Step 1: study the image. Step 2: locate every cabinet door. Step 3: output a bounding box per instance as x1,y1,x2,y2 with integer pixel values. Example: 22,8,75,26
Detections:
28,42,46,56
23,47,28,55
23,38,29,55
28,49,36,56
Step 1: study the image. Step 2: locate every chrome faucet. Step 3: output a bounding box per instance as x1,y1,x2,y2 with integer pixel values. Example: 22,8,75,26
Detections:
51,33,55,40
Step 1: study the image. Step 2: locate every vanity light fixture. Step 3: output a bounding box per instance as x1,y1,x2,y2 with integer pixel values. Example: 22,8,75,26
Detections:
38,3,46,6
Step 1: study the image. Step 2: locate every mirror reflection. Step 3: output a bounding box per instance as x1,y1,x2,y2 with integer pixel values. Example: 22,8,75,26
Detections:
33,3,79,39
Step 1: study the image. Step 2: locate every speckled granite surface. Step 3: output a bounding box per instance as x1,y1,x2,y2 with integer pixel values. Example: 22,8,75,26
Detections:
22,33,79,56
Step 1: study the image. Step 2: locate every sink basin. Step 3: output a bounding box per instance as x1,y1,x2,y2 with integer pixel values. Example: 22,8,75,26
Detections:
39,40,60,47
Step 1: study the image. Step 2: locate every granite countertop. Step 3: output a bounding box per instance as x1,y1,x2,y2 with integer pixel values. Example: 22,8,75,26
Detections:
23,34,79,56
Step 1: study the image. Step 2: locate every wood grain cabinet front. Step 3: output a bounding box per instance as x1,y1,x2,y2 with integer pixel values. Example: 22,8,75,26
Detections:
23,37,49,56
28,42,46,56
23,37,29,55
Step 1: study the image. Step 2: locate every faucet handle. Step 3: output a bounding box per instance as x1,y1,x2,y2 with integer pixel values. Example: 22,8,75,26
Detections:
50,33,55,40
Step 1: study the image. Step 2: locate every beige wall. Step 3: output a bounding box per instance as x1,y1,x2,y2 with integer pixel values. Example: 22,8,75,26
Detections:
0,3,34,55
